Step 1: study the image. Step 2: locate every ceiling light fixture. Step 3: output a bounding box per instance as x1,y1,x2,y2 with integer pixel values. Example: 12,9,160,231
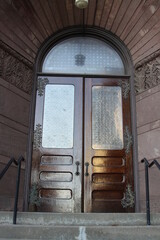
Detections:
75,0,88,9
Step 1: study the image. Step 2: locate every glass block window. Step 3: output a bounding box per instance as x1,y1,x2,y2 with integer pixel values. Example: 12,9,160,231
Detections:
42,37,125,75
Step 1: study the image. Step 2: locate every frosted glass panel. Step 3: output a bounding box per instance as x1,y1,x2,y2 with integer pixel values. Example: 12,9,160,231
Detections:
92,86,123,149
42,85,74,148
42,37,125,75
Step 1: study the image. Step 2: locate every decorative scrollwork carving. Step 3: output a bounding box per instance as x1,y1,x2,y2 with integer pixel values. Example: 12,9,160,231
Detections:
135,55,160,94
0,40,33,95
135,48,160,69
134,66,145,93
0,48,4,77
124,126,133,154
118,80,130,99
37,77,49,96
33,124,42,150
29,183,40,207
121,184,135,208
0,40,33,68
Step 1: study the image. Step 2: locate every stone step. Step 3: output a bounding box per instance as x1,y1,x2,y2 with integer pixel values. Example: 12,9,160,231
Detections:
0,225,160,240
0,212,160,226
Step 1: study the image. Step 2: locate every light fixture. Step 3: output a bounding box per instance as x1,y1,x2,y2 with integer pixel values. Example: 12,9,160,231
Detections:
75,0,88,9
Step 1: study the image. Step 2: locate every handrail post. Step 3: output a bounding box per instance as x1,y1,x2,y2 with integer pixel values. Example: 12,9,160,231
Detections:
141,158,150,225
145,161,150,225
13,156,24,224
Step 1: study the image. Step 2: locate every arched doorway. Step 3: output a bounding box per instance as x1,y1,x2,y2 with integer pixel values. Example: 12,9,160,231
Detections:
27,28,138,213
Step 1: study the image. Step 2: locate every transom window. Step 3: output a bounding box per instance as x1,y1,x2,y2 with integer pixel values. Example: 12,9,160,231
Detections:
42,37,125,75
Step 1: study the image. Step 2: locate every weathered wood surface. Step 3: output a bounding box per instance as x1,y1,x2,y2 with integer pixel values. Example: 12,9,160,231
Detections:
0,0,160,64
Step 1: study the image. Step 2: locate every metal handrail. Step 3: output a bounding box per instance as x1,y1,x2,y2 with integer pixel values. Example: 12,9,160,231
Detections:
149,159,160,169
13,155,24,224
0,157,17,180
141,158,160,225
0,155,24,224
141,158,150,225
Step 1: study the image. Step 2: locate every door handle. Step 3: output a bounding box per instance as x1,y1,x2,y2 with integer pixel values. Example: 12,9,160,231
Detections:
85,162,89,176
75,161,80,175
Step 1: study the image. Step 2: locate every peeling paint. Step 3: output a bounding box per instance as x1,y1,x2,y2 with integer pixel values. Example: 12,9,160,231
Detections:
75,226,87,240
150,5,156,14
154,148,160,156
139,29,148,37
152,120,160,129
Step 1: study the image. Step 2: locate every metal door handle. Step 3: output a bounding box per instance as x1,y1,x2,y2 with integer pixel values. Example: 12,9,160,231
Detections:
75,161,80,175
85,162,89,176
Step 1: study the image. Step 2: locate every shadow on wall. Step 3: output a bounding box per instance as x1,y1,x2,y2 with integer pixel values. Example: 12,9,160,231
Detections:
136,58,160,212
0,42,33,211
0,162,25,211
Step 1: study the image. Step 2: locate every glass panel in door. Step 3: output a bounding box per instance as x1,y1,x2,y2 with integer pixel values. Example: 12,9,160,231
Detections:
92,86,123,149
42,85,75,148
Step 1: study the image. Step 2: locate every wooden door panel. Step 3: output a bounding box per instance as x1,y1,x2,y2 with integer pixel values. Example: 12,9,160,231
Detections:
84,77,134,213
92,157,124,166
92,184,125,191
92,167,125,174
31,76,83,213
92,173,124,183
31,76,134,213
39,199,75,212
92,201,125,213
41,155,73,165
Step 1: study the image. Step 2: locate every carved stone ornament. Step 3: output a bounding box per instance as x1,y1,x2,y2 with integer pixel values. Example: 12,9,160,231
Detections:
135,56,160,94
29,183,40,207
124,126,133,154
118,80,130,99
37,77,49,96
0,40,33,68
135,48,160,69
29,183,40,211
0,41,33,95
33,124,42,150
121,184,135,208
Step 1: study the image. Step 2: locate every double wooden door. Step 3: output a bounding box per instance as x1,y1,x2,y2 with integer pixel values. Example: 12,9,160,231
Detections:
31,76,134,213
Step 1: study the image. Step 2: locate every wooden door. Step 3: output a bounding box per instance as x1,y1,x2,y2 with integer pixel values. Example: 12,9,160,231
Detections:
30,76,134,213
84,78,134,213
30,76,83,212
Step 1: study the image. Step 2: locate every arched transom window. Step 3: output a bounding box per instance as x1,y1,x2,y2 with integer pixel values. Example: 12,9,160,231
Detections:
42,37,125,75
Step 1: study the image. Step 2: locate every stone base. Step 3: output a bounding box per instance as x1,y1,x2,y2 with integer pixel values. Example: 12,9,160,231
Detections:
0,212,160,240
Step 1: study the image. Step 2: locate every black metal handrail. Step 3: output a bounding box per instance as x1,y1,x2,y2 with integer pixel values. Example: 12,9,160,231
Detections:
13,155,24,224
0,155,24,224
148,159,160,169
0,157,17,180
141,158,160,225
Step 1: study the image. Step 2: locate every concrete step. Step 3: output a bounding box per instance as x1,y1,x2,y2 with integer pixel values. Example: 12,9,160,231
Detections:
0,212,160,239
0,225,160,240
0,212,160,226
